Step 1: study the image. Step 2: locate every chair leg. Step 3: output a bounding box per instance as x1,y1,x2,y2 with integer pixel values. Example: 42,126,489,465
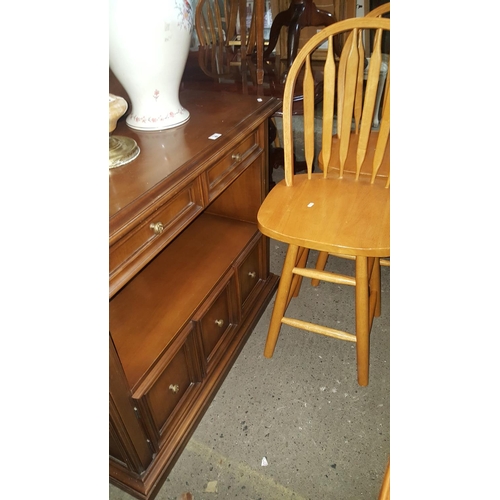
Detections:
355,256,370,386
370,257,381,317
288,246,309,300
378,459,390,500
264,244,300,358
311,250,329,287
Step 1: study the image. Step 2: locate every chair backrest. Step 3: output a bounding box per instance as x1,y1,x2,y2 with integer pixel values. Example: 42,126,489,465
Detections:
196,0,235,47
195,0,257,53
281,16,390,188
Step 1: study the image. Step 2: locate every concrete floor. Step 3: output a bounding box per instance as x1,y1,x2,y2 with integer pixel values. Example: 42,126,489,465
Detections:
109,178,390,500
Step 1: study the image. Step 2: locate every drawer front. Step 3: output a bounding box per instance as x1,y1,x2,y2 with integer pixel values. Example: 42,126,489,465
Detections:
194,274,238,371
236,235,264,316
206,132,260,202
132,325,203,447
110,180,204,286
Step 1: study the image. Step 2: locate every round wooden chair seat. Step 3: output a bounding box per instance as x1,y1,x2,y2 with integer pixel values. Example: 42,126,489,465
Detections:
258,173,389,257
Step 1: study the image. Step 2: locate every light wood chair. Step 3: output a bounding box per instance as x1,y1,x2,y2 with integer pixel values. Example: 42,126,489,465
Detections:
195,0,258,55
195,0,237,47
257,16,390,386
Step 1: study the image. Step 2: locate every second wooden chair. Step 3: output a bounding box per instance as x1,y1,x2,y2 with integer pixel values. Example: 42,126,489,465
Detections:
257,16,390,386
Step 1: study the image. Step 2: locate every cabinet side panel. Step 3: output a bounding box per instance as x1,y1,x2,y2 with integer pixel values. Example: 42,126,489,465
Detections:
109,335,154,474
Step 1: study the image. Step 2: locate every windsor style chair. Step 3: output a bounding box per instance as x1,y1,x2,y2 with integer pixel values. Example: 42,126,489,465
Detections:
257,16,390,386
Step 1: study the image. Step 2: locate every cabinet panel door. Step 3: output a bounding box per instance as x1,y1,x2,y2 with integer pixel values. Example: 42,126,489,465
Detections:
133,324,203,448
236,234,266,318
193,273,238,372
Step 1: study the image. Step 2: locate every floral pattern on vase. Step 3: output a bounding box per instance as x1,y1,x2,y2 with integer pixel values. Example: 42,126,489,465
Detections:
109,0,194,131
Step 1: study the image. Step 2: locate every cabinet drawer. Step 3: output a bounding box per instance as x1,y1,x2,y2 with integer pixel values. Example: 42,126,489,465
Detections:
193,274,238,371
206,132,260,202
132,324,203,447
110,180,204,287
236,235,265,317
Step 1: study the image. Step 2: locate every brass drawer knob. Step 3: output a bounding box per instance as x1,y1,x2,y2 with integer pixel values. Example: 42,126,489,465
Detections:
248,271,257,278
150,222,164,235
232,153,242,162
169,384,180,393
215,319,224,327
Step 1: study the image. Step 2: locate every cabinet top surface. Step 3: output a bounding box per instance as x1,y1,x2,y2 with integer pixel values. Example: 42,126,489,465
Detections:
109,90,280,236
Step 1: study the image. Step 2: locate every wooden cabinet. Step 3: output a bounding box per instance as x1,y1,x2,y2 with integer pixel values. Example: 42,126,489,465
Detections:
109,90,281,500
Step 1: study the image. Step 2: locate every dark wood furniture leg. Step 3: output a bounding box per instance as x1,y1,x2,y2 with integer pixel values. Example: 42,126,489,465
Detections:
268,118,308,189
268,118,280,189
263,0,336,81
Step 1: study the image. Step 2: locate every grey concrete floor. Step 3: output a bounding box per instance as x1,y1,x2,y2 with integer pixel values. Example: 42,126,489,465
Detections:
109,168,390,499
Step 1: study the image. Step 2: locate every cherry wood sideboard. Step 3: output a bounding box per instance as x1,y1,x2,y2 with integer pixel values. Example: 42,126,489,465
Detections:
109,90,281,499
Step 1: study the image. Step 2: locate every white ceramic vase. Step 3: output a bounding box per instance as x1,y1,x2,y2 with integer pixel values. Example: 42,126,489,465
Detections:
109,0,194,131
